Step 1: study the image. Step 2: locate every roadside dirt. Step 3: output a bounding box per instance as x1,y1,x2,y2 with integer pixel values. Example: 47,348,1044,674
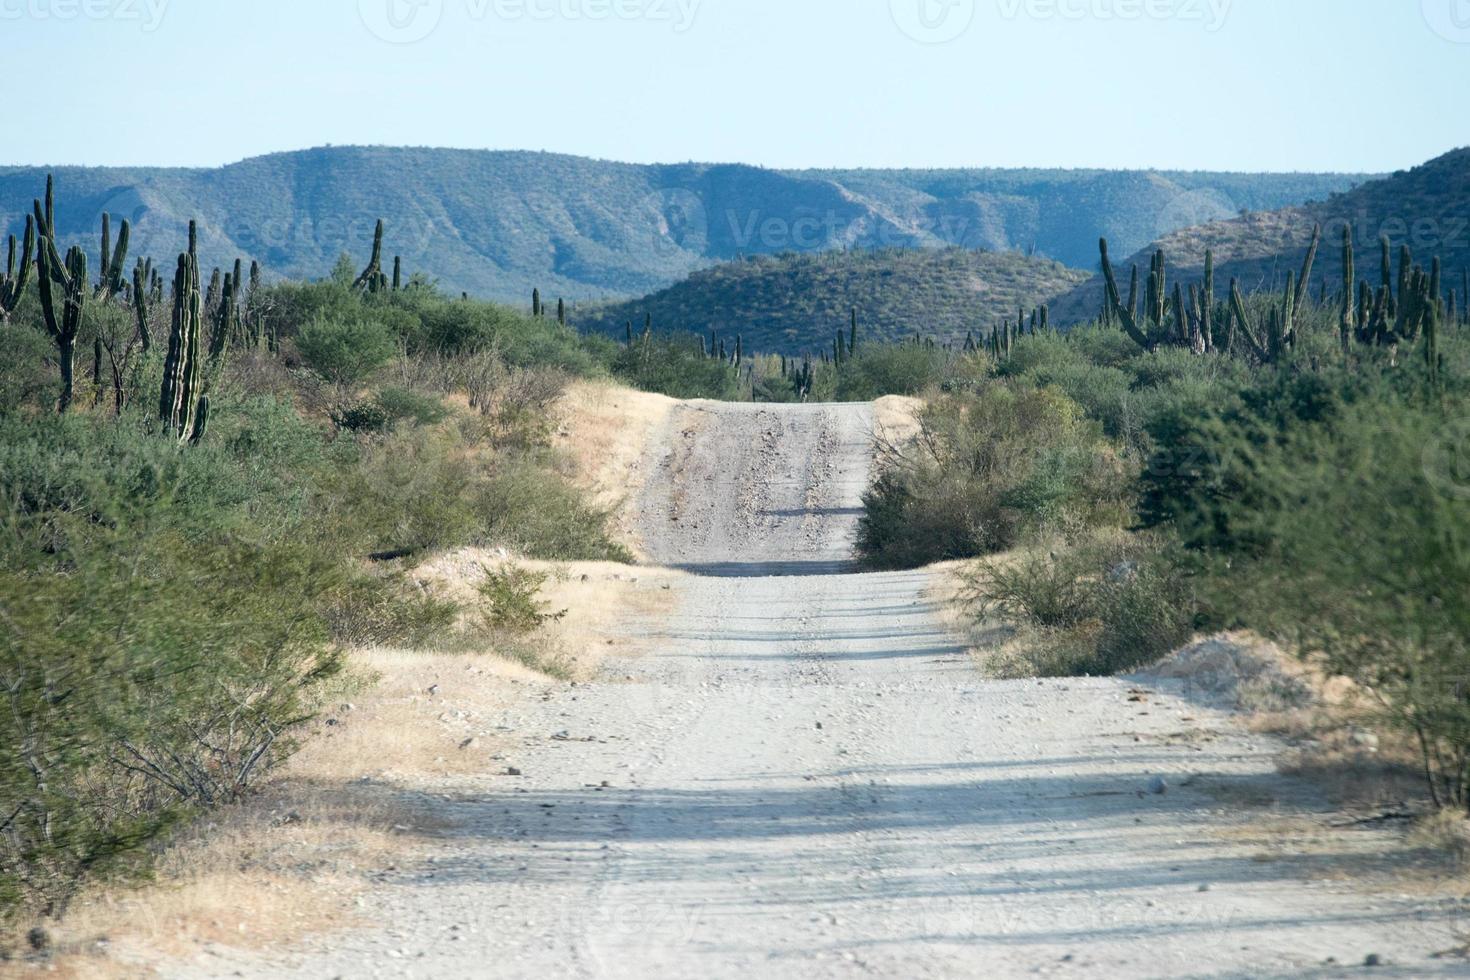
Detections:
166,401,1467,979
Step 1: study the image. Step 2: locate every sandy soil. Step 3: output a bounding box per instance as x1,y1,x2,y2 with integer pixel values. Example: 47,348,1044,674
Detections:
165,401,1467,980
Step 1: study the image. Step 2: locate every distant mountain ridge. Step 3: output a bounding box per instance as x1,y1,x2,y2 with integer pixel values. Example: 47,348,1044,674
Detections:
0,146,1368,304
1047,147,1470,326
576,247,1090,354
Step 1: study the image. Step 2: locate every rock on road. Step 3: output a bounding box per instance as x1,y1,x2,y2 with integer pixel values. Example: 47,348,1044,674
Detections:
182,401,1465,979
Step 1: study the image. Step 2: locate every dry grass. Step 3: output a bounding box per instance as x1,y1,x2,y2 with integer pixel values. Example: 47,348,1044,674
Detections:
872,394,924,448
554,380,677,558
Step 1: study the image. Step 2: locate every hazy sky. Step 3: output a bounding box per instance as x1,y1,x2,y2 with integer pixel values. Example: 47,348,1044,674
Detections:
6,0,1467,172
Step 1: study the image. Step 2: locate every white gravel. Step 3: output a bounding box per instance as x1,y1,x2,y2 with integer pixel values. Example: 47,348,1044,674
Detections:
178,401,1467,979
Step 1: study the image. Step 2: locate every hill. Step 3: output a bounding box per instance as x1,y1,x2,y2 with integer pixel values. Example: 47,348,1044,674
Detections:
575,247,1089,353
0,147,1365,304
1047,147,1470,326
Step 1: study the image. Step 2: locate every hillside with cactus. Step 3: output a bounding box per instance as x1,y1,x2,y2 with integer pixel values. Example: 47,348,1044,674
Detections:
575,248,1088,354
1047,147,1470,326
0,147,1365,305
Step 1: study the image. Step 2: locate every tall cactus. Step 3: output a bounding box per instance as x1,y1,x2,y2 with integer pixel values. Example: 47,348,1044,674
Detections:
353,219,387,293
1340,225,1356,342
0,215,34,320
97,213,131,300
132,262,152,353
159,251,208,444
36,238,88,413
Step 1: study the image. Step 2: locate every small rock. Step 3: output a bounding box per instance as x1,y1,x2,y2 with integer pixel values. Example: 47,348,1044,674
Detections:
1198,883,1211,892
1364,953,1384,968
815,722,824,731
1351,730,1381,752
427,684,440,697
459,738,479,751
506,767,523,777
1147,776,1169,796
26,927,51,953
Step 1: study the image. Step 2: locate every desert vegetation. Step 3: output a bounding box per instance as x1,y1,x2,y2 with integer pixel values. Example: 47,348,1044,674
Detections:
858,227,1470,817
0,177,632,932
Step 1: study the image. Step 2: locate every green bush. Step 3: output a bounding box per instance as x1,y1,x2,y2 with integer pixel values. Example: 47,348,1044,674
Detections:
971,534,1195,677
612,334,740,400
479,565,566,635
857,384,1127,568
0,326,57,414
0,511,342,920
1185,384,1470,811
295,315,397,387
375,386,448,428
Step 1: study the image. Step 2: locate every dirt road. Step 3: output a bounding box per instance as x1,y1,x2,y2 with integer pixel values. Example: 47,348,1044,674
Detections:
182,401,1465,979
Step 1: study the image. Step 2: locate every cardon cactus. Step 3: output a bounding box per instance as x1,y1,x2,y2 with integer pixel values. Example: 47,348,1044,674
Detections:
0,215,34,320
159,251,209,444
97,212,132,300
36,237,87,413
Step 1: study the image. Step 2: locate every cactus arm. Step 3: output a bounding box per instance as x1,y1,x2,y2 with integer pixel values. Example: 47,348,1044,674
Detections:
1098,239,1152,350
1292,224,1320,318
1229,280,1270,362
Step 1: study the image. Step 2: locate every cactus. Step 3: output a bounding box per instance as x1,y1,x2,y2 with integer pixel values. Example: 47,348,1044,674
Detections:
1292,224,1320,319
1200,251,1214,351
557,297,566,326
209,265,238,362
392,256,402,292
850,307,858,355
353,220,386,293
0,215,34,320
532,288,542,317
1098,239,1152,350
96,213,132,300
36,237,87,413
159,251,207,443
1228,279,1270,363
132,262,152,354
1340,226,1356,340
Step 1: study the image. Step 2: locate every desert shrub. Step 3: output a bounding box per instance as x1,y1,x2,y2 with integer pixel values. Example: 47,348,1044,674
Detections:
1192,388,1470,812
613,333,740,400
295,315,397,387
375,386,448,428
320,573,462,649
479,565,566,635
334,401,392,434
311,424,627,564
0,326,56,414
0,503,342,920
857,384,1126,568
970,534,1195,677
835,344,966,400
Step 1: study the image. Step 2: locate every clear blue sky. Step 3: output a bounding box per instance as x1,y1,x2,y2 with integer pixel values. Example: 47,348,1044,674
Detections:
6,0,1467,172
